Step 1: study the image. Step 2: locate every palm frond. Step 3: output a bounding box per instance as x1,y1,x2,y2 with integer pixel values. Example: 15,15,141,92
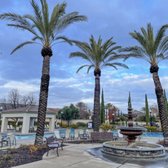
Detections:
70,52,89,60
130,31,147,50
49,3,66,37
111,62,129,69
140,27,148,39
87,65,94,73
7,23,39,37
71,40,94,62
40,0,49,39
11,41,35,54
31,0,43,25
54,36,72,45
32,36,43,42
70,35,128,73
104,63,118,70
76,65,90,73
158,36,168,53
103,46,121,60
24,14,45,37
56,12,87,32
0,13,30,26
127,23,168,65
154,24,168,50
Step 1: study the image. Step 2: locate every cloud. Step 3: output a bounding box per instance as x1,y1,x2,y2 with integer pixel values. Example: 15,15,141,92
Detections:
0,0,168,113
0,80,39,93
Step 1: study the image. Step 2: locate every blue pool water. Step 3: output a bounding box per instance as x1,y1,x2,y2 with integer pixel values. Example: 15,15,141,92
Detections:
15,131,164,140
142,132,163,138
112,130,163,138
15,132,54,140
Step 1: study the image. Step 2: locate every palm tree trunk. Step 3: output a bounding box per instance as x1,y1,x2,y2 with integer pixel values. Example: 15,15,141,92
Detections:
93,69,101,131
151,67,168,141
35,47,52,145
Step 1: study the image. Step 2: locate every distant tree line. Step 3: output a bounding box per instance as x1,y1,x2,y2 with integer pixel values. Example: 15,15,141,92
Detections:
0,89,36,110
57,102,91,126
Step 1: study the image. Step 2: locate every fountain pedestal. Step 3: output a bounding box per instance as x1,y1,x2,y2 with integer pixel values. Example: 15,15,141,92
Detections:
119,93,144,144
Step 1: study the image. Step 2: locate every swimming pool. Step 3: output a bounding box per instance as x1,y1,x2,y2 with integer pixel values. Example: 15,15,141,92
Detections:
112,130,163,138
142,132,163,138
15,131,164,140
15,132,54,140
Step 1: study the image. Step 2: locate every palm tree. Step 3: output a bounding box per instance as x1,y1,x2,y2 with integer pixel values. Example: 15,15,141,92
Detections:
0,0,87,145
122,23,168,140
70,35,128,131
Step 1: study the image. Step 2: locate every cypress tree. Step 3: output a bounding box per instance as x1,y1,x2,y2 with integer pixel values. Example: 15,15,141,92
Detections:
100,89,105,124
145,94,150,126
164,89,168,115
128,92,132,109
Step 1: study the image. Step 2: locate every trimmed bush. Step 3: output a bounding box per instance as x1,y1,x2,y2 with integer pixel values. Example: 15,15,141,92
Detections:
146,126,158,132
100,123,112,132
60,122,68,128
69,123,78,129
76,122,87,128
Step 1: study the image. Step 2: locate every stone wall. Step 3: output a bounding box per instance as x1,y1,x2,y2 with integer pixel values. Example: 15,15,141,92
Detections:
91,132,113,142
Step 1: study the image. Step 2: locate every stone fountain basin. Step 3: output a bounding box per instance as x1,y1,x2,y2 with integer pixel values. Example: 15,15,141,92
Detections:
102,141,165,159
120,126,147,132
120,126,147,137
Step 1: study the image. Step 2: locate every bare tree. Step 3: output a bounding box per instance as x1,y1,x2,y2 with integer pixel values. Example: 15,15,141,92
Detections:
8,89,20,109
0,98,7,110
27,93,36,106
76,102,89,119
21,93,36,106
150,104,158,117
21,95,29,107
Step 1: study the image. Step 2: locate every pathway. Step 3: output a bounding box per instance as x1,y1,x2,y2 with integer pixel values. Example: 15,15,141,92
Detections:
13,143,143,168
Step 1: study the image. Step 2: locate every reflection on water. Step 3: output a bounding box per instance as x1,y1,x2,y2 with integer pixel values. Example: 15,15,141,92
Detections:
87,147,168,168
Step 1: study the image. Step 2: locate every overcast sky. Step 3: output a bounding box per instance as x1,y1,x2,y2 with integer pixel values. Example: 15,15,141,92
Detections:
0,0,168,113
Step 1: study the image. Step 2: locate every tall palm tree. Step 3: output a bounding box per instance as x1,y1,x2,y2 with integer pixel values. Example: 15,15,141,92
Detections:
70,35,128,131
0,0,87,145
122,23,168,140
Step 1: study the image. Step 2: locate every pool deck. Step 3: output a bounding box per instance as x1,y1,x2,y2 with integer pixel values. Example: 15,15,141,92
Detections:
13,143,143,168
0,136,163,168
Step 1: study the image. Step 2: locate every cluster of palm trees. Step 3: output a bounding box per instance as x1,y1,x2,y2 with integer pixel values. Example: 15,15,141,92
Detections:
0,0,168,144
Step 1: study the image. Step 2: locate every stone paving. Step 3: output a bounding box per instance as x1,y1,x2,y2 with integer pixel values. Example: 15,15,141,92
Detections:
13,143,144,168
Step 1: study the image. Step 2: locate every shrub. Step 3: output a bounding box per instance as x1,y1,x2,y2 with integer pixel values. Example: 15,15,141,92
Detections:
61,122,68,128
76,122,87,128
100,123,112,132
28,145,39,154
146,126,158,132
70,123,78,129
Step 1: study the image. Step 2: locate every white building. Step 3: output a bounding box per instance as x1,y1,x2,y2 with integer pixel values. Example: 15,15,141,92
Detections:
1,105,59,134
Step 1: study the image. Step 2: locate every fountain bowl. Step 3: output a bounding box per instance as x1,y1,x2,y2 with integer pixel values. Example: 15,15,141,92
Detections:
119,126,146,144
102,141,166,159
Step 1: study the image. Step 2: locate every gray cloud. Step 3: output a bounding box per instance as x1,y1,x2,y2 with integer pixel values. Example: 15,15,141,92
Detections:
0,0,168,112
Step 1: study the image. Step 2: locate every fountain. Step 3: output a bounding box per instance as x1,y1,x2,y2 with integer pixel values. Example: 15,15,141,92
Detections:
120,93,145,144
102,93,166,159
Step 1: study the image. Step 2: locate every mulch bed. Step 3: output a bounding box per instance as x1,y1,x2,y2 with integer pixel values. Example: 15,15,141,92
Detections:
0,145,47,168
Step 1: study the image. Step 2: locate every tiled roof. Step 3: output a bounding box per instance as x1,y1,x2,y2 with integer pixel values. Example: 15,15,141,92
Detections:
1,105,59,114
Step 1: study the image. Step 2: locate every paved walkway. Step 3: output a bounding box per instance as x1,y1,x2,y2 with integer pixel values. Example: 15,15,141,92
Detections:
13,143,143,168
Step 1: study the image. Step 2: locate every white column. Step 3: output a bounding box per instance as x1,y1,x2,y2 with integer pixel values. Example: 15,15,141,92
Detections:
1,117,8,132
29,118,35,128
49,116,55,132
22,115,30,134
